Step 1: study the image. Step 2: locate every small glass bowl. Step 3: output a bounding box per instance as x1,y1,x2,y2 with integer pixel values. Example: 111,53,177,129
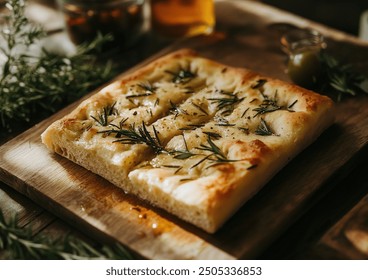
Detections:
280,29,327,88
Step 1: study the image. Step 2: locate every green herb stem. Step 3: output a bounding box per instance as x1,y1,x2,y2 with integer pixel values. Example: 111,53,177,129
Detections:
0,210,132,260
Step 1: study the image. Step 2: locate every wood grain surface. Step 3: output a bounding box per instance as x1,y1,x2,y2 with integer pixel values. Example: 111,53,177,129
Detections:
1,0,368,259
309,193,368,260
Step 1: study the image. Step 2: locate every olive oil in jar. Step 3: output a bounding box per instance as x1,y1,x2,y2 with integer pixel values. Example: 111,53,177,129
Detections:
281,29,327,88
60,0,145,49
150,0,215,38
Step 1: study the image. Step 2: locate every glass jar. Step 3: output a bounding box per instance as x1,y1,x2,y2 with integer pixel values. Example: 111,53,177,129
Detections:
281,29,327,87
150,0,215,38
59,0,145,49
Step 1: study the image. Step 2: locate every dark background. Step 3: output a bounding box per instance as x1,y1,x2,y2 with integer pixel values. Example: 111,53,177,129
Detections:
9,0,368,37
263,0,368,36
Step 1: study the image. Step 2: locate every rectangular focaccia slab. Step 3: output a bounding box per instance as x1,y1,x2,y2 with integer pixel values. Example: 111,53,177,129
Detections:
42,49,335,233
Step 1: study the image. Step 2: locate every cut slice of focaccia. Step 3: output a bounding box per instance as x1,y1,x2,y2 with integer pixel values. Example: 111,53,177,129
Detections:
42,49,335,233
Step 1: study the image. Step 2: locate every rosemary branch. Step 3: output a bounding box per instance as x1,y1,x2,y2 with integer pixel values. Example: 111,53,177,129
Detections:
255,118,277,136
317,52,368,101
194,137,239,169
165,68,196,84
0,210,133,260
0,0,115,133
208,91,244,116
252,92,282,117
90,102,117,127
99,122,166,154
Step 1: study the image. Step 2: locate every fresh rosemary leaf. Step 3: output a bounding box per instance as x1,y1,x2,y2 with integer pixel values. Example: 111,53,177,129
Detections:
179,124,205,130
255,118,276,136
251,79,267,89
171,135,197,159
165,68,196,84
191,101,209,116
126,93,154,99
198,137,224,158
174,167,183,174
252,92,282,117
196,136,236,163
288,99,298,109
190,154,212,169
179,178,194,182
300,52,368,101
90,102,117,126
203,131,222,140
208,91,244,116
162,165,181,168
170,136,241,170
137,81,157,94
182,134,189,151
100,122,165,154
241,107,249,118
247,164,258,170
174,152,196,159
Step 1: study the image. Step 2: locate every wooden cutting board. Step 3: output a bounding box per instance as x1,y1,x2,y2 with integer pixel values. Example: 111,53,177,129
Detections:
1,0,368,259
310,190,368,259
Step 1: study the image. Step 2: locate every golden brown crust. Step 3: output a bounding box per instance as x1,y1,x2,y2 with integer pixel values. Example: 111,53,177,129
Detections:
42,48,335,233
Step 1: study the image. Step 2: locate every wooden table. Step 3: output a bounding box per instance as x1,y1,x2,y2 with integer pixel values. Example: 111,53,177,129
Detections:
1,0,368,259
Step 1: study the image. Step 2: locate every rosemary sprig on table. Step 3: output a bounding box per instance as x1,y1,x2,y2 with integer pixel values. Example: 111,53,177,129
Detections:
317,53,368,101
0,0,115,133
0,210,133,260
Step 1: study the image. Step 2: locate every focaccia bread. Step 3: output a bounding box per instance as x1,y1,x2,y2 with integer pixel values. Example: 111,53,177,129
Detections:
41,49,334,233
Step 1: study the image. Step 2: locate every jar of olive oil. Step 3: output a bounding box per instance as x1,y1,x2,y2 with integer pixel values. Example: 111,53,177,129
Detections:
281,29,327,88
150,0,215,38
59,0,145,49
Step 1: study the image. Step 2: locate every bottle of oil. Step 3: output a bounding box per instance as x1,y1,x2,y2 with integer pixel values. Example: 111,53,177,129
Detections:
150,0,215,38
